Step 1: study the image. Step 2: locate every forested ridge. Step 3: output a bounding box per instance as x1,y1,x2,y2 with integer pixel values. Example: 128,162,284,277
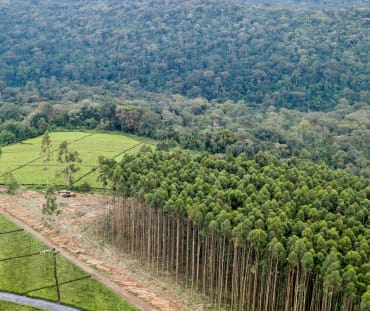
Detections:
0,0,368,177
1,83,369,177
97,150,370,310
0,0,369,110
0,1,369,309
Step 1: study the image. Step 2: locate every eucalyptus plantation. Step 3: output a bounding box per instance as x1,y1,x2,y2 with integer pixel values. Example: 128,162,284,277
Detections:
97,150,370,310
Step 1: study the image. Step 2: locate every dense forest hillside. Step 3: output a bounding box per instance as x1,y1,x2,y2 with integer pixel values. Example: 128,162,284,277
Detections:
97,150,370,310
0,0,369,110
0,0,369,310
1,82,369,177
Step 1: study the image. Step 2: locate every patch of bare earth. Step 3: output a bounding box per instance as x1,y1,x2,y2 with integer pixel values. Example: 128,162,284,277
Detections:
0,188,209,311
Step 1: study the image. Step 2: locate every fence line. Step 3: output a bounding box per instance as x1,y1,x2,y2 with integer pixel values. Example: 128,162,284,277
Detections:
0,132,95,177
23,275,91,295
0,228,24,235
0,250,47,262
73,142,142,184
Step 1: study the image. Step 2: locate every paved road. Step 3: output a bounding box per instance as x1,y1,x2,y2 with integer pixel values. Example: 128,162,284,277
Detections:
0,209,156,311
0,292,83,311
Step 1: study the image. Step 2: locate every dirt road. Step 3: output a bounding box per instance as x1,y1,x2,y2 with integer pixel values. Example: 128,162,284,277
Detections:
0,208,156,311
0,190,195,311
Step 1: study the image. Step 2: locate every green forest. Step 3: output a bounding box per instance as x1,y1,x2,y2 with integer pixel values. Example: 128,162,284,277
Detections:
0,1,369,177
0,1,369,110
97,150,370,310
0,0,369,310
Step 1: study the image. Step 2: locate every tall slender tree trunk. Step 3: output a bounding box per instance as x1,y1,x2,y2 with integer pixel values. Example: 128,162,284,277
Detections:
176,217,180,283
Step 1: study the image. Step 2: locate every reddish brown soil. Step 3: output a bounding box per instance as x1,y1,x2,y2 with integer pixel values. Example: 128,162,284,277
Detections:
0,188,206,311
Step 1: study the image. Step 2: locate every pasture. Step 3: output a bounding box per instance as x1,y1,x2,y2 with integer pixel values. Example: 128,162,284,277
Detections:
0,215,138,311
0,131,155,188
0,301,45,310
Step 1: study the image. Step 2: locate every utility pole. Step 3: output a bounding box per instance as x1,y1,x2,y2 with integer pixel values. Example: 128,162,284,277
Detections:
53,249,61,302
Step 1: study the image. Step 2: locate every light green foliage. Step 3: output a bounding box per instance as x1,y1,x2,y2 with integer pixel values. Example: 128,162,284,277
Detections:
41,130,52,185
57,141,82,189
361,287,370,311
0,132,152,188
0,301,46,311
0,232,45,260
0,253,56,294
0,216,138,311
30,278,138,311
42,186,58,216
4,171,18,194
101,150,370,308
0,215,19,232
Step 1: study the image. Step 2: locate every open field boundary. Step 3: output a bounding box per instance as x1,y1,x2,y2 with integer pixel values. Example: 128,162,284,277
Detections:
0,210,156,311
0,133,94,178
0,131,151,188
73,141,143,185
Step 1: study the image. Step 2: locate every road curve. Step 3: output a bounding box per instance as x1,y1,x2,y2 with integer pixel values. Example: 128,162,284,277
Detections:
0,209,157,311
0,292,83,311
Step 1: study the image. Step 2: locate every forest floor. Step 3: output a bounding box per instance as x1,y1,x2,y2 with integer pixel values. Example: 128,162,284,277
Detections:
0,187,209,311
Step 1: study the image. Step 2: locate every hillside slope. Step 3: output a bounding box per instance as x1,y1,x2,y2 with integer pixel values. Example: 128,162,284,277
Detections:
0,0,368,110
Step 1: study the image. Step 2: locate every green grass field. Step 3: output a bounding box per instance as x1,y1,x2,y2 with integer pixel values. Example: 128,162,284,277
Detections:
0,215,138,311
0,131,156,188
0,301,46,311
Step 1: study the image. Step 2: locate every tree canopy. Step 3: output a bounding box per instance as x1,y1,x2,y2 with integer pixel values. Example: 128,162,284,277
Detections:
98,149,370,309
0,0,368,111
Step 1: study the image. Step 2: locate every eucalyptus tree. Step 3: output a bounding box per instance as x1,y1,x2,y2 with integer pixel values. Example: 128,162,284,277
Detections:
96,150,370,310
41,130,52,185
57,141,81,189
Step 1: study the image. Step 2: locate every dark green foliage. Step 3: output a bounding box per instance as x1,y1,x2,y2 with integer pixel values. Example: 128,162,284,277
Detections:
78,181,91,193
3,86,368,176
42,186,58,216
99,150,370,309
0,0,368,176
0,1,368,111
4,171,19,194
0,119,40,146
361,287,370,311
155,141,169,152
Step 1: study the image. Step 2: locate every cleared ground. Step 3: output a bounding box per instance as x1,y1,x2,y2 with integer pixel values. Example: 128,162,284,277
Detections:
0,190,207,311
0,131,155,188
0,215,138,311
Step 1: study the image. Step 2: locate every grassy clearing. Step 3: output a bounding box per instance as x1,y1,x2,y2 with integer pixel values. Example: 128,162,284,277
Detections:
0,215,19,232
0,253,56,294
0,131,154,188
0,301,46,311
30,278,137,311
0,132,91,169
0,215,138,311
0,230,46,260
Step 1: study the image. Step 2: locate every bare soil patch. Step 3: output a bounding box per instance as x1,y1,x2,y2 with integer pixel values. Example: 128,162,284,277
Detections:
0,189,208,311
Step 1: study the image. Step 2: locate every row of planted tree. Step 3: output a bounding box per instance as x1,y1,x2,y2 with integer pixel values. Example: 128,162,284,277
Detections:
97,150,370,310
